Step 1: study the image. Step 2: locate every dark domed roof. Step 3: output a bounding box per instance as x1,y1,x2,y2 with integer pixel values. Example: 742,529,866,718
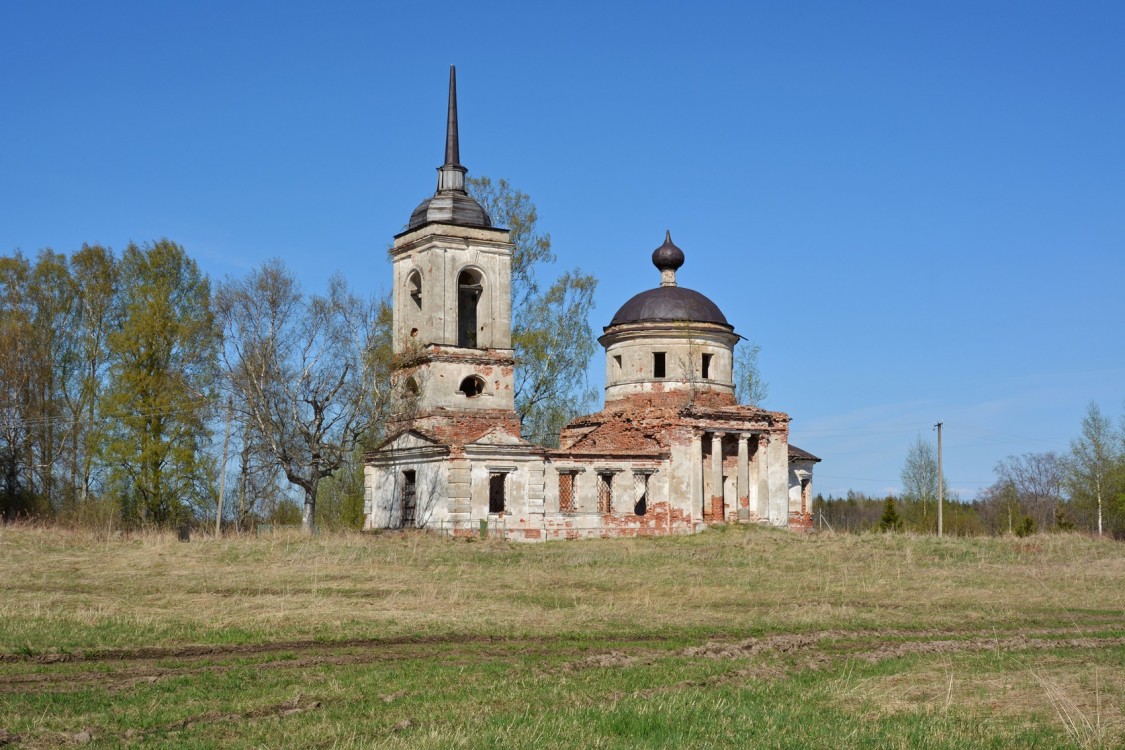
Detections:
609,286,730,327
407,191,492,231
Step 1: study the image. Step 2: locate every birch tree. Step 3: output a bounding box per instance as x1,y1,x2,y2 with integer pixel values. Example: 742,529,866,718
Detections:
900,434,949,530
1064,401,1121,536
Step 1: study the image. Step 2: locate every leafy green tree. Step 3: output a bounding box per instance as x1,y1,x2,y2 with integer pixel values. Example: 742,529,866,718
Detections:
215,260,390,534
467,177,598,446
0,250,81,517
900,434,949,532
314,448,366,531
25,250,77,511
0,253,38,518
60,245,118,513
102,240,217,526
1063,401,1122,536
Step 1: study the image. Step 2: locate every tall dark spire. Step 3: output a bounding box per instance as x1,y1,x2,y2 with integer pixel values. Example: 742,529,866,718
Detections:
404,65,492,232
444,65,460,167
437,65,467,193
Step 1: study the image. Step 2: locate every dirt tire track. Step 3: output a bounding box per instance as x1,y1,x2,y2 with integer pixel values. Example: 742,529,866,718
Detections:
0,631,675,665
5,627,1123,697
1,643,573,695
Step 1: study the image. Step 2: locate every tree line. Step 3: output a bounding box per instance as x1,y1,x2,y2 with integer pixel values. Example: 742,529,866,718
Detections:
1,179,602,533
815,403,1125,538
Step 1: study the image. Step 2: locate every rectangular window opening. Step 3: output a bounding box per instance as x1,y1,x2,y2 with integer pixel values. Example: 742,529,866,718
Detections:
597,473,613,514
653,352,666,379
489,472,506,514
558,472,575,513
701,353,713,380
633,472,649,516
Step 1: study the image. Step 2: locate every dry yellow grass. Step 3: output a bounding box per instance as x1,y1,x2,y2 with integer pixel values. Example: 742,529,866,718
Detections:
1,523,1122,652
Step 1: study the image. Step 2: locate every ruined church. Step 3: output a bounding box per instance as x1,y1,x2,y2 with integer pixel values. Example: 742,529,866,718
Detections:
364,68,819,540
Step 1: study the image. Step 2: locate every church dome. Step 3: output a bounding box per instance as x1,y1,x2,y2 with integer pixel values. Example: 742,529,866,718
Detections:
608,232,731,329
407,191,491,231
609,286,730,327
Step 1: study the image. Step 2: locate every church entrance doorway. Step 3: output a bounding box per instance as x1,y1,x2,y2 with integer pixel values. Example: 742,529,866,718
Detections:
401,470,417,527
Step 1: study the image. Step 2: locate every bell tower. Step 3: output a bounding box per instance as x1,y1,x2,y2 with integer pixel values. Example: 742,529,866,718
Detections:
389,66,520,440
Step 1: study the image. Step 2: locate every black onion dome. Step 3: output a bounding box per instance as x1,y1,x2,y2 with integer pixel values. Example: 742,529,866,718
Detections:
652,230,685,271
609,287,730,327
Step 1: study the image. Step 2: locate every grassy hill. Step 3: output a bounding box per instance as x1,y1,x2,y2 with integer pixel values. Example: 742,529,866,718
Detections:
1,524,1121,748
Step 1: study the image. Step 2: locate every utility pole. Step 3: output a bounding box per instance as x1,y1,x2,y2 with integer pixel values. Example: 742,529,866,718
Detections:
935,421,943,538
216,396,233,537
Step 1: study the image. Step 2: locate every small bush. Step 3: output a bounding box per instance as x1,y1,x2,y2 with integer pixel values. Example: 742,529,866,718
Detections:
1015,515,1036,538
877,497,903,533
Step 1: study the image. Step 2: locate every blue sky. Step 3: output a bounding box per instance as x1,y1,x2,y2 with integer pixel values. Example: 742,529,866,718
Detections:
3,1,1123,499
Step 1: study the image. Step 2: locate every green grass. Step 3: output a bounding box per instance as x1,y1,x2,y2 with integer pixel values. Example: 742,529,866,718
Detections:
0,524,1122,748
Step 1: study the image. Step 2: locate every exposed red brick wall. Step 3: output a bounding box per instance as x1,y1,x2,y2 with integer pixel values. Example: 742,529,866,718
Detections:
788,511,814,531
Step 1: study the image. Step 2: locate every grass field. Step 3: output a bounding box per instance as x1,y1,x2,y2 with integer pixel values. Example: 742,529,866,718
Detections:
0,524,1122,748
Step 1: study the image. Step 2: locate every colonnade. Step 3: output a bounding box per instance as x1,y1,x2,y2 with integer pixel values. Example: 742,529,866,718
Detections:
692,430,784,525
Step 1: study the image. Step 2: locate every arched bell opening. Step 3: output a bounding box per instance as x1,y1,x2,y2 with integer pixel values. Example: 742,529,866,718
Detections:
457,269,483,348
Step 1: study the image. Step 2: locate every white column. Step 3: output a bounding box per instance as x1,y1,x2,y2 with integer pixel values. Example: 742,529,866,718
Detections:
690,432,703,522
737,433,750,521
710,432,724,521
769,435,789,526
757,435,771,521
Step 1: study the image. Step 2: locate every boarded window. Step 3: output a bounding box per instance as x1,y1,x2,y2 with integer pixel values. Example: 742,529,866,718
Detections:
401,470,417,527
633,473,649,516
559,472,575,513
597,473,613,514
653,352,666,378
701,353,712,380
489,472,506,514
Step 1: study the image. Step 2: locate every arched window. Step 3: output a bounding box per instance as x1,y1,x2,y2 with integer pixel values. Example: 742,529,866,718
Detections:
407,270,422,310
457,269,482,348
459,375,485,397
